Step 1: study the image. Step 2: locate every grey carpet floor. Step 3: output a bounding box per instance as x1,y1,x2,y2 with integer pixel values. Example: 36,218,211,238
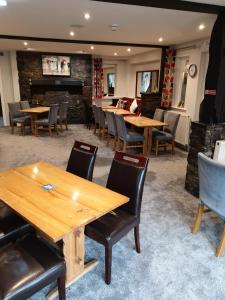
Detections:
1,125,225,300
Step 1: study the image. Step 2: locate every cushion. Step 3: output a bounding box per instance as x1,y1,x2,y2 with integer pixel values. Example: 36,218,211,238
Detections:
130,99,138,113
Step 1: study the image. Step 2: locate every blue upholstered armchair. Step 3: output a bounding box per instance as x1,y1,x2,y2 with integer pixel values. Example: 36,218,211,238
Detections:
192,152,225,256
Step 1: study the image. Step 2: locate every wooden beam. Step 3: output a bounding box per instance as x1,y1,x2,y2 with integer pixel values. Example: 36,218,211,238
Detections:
0,35,168,49
91,0,225,14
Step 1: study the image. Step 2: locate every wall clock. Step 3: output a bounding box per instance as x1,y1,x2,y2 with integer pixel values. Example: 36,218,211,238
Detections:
188,64,197,78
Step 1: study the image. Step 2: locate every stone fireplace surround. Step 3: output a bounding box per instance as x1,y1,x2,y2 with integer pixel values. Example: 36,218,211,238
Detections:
17,51,92,123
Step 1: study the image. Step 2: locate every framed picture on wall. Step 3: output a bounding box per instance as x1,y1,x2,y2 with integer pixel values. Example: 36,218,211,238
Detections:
136,70,159,97
107,73,116,96
42,55,71,76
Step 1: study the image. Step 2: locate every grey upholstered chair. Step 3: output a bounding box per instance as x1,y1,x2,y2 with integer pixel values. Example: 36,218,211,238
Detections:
98,108,107,138
105,111,118,150
114,114,144,153
8,102,31,135
153,111,180,155
192,153,225,257
35,104,59,136
20,100,30,109
153,108,164,121
92,105,100,134
58,102,69,131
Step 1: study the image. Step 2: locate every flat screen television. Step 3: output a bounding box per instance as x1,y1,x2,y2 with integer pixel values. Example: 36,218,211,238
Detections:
42,55,71,76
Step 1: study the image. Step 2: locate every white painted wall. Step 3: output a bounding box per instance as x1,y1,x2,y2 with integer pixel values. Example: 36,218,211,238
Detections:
0,51,20,126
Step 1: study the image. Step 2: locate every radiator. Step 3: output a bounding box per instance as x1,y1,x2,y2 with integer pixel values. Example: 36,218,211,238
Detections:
213,141,225,163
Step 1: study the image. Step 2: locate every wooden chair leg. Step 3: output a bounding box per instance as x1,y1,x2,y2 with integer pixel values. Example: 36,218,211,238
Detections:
113,136,117,151
65,120,68,130
155,140,159,156
35,124,38,137
172,140,175,155
216,225,225,257
134,225,141,253
57,275,66,300
11,123,14,134
60,123,63,132
107,134,110,146
122,141,127,152
105,245,112,285
55,124,59,135
48,125,52,137
192,204,204,234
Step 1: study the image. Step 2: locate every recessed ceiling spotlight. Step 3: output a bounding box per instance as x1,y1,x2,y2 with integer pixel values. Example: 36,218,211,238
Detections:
158,37,163,42
199,24,205,30
114,52,118,56
90,45,94,50
127,48,131,52
84,13,90,20
70,31,75,36
0,0,7,6
23,41,28,46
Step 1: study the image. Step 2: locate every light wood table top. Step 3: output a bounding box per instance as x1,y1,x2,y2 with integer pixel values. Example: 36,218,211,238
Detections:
0,161,128,242
20,106,50,114
102,105,119,110
124,116,167,127
105,108,134,115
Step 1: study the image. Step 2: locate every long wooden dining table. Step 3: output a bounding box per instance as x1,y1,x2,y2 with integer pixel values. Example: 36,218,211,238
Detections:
0,161,128,298
124,116,167,156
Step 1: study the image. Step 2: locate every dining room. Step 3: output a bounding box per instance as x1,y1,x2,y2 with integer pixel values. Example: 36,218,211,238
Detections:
1,1,225,300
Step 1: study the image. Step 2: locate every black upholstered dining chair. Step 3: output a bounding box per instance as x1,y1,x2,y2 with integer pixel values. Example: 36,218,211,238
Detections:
0,234,66,300
58,102,69,131
85,151,149,284
98,107,107,138
66,141,98,181
35,104,59,136
105,111,118,150
8,102,31,135
20,100,30,109
92,105,99,134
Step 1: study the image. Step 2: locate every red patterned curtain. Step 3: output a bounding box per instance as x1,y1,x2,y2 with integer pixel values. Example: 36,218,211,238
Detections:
93,57,104,99
161,48,176,107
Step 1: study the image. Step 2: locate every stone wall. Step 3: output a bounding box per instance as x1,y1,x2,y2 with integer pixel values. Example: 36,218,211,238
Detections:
16,51,92,123
185,121,225,197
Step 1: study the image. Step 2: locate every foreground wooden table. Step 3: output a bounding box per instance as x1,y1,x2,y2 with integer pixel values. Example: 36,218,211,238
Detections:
124,116,167,156
0,162,128,297
20,107,49,135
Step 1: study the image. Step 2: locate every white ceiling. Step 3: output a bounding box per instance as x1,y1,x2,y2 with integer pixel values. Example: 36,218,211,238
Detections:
0,0,223,56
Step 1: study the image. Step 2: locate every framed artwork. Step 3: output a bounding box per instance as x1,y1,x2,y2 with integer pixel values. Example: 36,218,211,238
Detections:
42,55,71,76
136,70,159,97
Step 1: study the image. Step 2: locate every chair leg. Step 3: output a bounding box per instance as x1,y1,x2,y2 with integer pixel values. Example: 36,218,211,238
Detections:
11,123,14,134
48,125,52,137
107,134,110,146
57,275,66,300
105,245,112,285
60,123,63,132
192,204,204,233
113,136,117,150
172,140,175,155
65,120,68,130
54,124,59,135
216,225,225,257
122,141,127,152
35,124,38,137
134,225,141,253
155,140,159,156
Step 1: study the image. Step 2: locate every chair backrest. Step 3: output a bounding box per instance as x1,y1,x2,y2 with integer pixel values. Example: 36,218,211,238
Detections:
114,114,128,139
198,152,225,218
98,108,107,128
95,106,102,124
66,141,98,181
59,102,69,121
107,151,149,218
20,101,30,109
163,111,180,136
92,105,99,124
153,108,164,121
105,111,117,136
48,104,59,124
8,102,23,119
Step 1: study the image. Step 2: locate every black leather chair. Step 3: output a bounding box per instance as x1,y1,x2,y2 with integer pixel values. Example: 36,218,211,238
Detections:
66,141,98,181
0,201,33,247
0,234,66,300
85,151,149,284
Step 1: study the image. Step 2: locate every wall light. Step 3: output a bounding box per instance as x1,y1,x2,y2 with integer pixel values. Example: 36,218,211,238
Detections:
70,31,75,36
114,52,118,56
127,48,131,52
90,45,94,50
23,41,28,46
158,37,163,42
198,24,205,30
84,13,90,20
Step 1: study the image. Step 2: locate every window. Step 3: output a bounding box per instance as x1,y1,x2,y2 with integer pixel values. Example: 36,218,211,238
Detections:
136,70,159,98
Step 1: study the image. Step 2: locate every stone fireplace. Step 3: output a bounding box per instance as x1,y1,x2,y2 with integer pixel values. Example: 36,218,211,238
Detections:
17,51,92,123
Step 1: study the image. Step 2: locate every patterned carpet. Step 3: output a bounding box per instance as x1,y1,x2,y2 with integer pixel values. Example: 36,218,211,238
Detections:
0,125,225,300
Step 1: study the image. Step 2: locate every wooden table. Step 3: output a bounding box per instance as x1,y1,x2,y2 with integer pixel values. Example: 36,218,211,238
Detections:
0,162,128,297
20,107,49,135
102,105,119,110
124,116,167,156
104,108,134,115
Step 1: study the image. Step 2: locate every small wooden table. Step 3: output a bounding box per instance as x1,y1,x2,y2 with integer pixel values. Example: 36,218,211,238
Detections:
0,162,128,297
104,108,134,115
20,107,49,135
124,116,167,156
102,105,119,110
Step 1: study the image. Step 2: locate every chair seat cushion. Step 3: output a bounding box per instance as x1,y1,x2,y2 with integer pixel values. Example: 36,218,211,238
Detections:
13,116,30,125
0,213,33,247
125,131,144,142
85,208,138,246
0,235,65,300
153,130,173,142
35,118,49,125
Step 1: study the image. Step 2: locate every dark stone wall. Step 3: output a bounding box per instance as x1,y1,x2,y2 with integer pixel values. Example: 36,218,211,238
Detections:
16,51,92,123
185,122,225,197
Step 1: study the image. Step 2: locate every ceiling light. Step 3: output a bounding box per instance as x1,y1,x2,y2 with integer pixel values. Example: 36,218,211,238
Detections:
158,37,163,42
199,24,205,30
0,0,7,6
23,41,28,46
114,52,118,56
70,31,75,36
127,48,131,52
84,13,90,20
90,45,94,50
